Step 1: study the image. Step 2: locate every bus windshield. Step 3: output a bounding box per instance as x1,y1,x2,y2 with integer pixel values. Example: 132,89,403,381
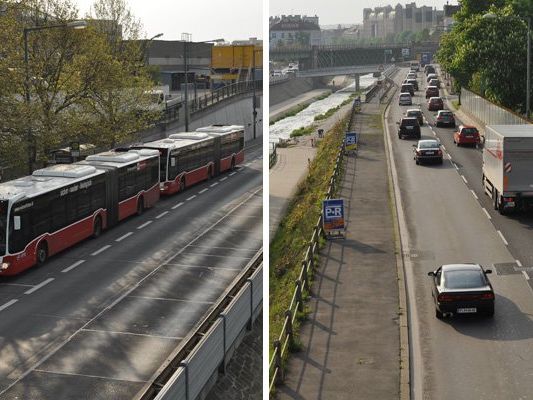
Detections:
0,201,7,256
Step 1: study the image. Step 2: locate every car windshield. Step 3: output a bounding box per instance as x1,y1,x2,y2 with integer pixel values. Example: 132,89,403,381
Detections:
462,128,478,134
0,201,6,256
444,269,487,289
419,141,439,149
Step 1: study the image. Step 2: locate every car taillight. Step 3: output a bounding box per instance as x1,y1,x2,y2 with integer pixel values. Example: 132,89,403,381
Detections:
504,197,514,202
437,293,454,302
437,150,442,156
437,117,442,120
480,292,495,300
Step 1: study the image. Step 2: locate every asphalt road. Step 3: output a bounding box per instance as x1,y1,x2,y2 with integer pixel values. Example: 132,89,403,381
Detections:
387,69,533,400
0,141,263,400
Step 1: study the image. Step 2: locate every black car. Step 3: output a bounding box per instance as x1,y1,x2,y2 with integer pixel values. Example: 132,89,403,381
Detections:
428,264,495,319
406,78,419,91
425,65,436,75
413,139,443,164
397,117,420,139
435,110,456,127
400,83,415,96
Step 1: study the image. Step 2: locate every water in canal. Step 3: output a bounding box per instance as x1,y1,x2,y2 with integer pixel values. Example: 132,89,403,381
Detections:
269,74,376,141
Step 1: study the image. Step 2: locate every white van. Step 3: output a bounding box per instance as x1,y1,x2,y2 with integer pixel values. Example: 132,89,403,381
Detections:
399,92,412,106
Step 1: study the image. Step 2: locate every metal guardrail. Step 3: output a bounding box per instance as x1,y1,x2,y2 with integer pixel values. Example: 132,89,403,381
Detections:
268,99,358,395
161,80,263,123
135,250,263,400
269,142,278,168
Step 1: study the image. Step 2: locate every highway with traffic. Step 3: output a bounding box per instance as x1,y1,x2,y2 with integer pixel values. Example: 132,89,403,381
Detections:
386,67,533,399
0,140,262,399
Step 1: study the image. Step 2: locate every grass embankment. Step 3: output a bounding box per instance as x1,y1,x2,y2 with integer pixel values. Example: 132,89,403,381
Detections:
451,100,461,110
290,126,315,137
314,92,359,122
269,114,349,356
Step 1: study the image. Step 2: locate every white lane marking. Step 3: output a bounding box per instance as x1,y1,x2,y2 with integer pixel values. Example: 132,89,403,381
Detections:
137,221,152,230
523,271,530,280
447,153,452,160
198,188,208,194
24,278,55,295
220,177,228,181
91,245,111,256
441,145,446,151
210,182,219,187
0,299,18,312
61,260,85,273
516,259,523,267
461,175,468,184
155,211,168,219
244,162,252,166
115,232,133,242
497,230,508,245
186,195,196,201
482,208,492,220
470,190,478,200
171,202,184,210
452,162,458,170
229,172,237,176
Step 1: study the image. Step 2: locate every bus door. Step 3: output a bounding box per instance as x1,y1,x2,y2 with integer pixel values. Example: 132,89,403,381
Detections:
213,136,221,176
105,168,119,228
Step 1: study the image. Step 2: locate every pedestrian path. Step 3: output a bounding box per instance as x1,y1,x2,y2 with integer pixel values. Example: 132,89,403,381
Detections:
277,100,400,400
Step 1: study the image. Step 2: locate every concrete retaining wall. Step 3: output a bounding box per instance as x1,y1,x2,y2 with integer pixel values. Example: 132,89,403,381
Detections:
270,77,315,106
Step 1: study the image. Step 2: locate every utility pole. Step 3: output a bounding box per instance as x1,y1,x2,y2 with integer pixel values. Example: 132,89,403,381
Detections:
182,33,192,131
527,16,531,118
252,48,257,140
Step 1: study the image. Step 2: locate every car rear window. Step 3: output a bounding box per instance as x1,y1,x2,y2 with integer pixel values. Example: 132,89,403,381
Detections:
401,119,418,126
444,270,487,289
407,111,420,117
462,128,478,134
419,141,439,148
440,112,453,117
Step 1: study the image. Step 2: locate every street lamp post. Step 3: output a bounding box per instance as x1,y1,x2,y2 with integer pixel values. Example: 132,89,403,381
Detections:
181,35,223,131
23,20,87,174
484,12,531,118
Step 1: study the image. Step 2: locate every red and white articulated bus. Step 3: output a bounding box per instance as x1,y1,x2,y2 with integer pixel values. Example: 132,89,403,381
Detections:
0,148,160,276
132,125,244,195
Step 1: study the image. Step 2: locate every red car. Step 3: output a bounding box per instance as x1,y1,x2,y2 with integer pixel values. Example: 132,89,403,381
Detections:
425,86,439,99
427,97,444,111
453,125,480,146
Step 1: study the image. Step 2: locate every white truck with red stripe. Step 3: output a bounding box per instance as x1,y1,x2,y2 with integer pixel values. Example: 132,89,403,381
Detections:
482,125,533,214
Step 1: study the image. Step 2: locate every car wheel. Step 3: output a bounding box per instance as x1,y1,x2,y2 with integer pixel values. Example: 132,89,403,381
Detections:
486,308,495,318
436,308,443,319
415,159,419,165
438,158,443,165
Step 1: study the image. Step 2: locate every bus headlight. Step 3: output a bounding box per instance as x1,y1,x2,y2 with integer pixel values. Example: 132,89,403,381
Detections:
1,262,10,270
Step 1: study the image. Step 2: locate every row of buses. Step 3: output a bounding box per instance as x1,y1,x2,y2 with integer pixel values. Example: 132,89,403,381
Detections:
0,125,245,276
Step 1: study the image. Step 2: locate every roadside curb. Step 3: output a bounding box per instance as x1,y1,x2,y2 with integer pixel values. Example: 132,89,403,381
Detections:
381,79,411,400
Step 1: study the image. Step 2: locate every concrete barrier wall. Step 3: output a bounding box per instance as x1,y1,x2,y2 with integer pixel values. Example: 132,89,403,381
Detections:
269,77,315,106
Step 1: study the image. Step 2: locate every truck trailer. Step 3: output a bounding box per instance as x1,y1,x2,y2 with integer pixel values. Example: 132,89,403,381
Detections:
482,124,533,214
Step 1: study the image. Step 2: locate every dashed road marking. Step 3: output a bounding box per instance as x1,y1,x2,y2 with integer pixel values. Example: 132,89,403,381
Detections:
497,230,508,245
470,190,478,200
62,260,85,273
441,145,446,151
186,195,196,201
517,259,523,267
24,278,55,295
91,245,111,256
447,153,452,160
115,232,133,242
244,162,251,166
137,221,152,230
156,211,169,219
482,208,491,219
229,172,237,176
523,271,530,280
452,162,458,170
0,299,18,312
210,182,219,187
461,175,468,184
220,177,228,181
171,202,184,210
198,188,208,194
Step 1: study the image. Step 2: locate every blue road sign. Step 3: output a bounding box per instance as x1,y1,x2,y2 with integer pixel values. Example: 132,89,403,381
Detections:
354,97,361,109
345,131,358,151
323,199,345,232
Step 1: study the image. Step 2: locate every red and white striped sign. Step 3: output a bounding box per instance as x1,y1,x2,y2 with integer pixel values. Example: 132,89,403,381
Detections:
505,162,512,173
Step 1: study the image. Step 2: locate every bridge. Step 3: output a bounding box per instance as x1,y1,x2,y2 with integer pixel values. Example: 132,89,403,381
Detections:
270,42,439,70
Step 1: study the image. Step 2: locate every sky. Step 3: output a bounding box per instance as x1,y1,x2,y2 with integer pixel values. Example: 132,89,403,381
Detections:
270,0,459,26
72,0,263,42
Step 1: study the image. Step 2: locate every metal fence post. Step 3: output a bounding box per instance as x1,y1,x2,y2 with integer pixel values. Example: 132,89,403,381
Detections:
295,279,304,312
274,340,284,383
286,310,293,340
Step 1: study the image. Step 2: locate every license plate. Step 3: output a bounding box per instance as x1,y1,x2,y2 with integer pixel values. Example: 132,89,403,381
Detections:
425,151,434,155
406,126,413,130
466,135,473,138
457,308,477,313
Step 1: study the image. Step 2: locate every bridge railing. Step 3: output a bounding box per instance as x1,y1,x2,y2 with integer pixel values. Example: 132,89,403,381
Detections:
135,250,263,400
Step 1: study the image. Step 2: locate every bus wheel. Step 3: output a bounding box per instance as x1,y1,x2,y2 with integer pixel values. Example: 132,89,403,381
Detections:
36,242,48,266
93,216,102,238
136,197,144,216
